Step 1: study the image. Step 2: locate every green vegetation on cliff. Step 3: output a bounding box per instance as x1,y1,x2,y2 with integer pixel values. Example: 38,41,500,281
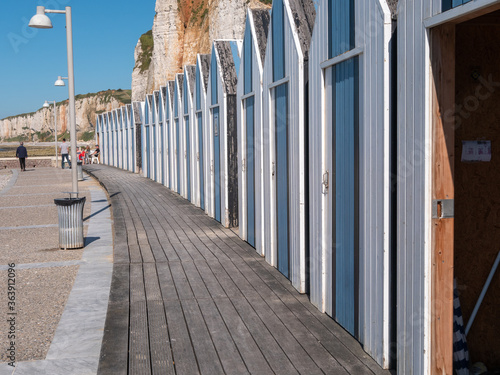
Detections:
136,30,154,73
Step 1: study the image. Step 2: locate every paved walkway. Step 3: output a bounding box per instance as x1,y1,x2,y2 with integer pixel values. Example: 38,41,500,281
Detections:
0,167,113,375
85,165,390,375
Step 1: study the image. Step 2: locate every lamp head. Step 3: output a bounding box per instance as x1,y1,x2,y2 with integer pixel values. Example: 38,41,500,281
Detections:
29,6,53,29
43,101,50,108
54,76,65,87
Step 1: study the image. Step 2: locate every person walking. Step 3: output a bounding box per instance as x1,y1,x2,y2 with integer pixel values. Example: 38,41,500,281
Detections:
60,138,71,169
16,141,28,171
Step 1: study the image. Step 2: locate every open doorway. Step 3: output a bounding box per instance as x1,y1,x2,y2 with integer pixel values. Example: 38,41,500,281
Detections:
431,8,500,373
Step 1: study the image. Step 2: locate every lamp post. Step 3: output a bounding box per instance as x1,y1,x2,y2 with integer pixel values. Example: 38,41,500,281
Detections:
30,6,78,194
43,100,58,167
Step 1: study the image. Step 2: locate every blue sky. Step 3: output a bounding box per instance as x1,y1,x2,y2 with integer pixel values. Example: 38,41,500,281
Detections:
0,0,156,119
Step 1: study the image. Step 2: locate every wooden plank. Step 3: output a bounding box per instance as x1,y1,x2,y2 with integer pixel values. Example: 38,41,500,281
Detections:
143,263,163,301
130,263,146,303
97,302,129,375
129,301,151,375
156,262,179,302
147,300,175,375
242,296,323,374
180,299,225,375
214,298,274,374
194,260,228,299
169,260,195,300
430,23,455,375
229,297,299,374
207,260,244,298
164,300,200,375
196,298,249,375
181,261,211,299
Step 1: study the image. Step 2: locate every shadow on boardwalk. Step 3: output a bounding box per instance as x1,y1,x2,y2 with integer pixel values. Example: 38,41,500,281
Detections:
84,165,390,375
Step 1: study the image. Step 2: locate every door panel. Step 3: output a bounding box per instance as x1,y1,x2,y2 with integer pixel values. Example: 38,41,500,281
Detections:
198,113,205,210
246,96,255,247
213,107,221,222
275,84,289,278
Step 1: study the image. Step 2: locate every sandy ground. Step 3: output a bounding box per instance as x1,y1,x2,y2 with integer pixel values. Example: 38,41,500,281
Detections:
0,168,99,363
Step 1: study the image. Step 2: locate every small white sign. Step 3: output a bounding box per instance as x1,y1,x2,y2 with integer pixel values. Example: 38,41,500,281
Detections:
461,140,491,162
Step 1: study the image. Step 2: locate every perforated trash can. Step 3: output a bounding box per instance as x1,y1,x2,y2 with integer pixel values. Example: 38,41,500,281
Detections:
77,161,84,181
54,197,86,249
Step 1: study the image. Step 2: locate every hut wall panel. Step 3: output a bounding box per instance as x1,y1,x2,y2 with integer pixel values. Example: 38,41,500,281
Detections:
397,0,434,373
195,56,210,213
237,13,266,256
167,83,175,191
262,1,307,292
206,59,217,220
309,0,392,368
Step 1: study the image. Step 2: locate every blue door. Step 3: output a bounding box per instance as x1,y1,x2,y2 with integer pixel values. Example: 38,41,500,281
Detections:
146,126,150,178
167,121,171,189
332,58,359,337
186,116,191,201
246,96,255,247
213,107,221,222
275,84,288,278
106,129,110,165
153,124,157,181
126,126,129,170
160,124,164,184
176,119,180,193
198,113,205,210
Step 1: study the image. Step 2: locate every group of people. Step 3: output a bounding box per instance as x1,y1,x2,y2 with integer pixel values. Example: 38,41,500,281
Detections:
60,139,100,169
15,139,100,171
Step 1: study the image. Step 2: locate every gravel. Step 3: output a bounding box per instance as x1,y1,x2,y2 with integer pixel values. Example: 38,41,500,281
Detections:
0,266,79,362
0,168,104,363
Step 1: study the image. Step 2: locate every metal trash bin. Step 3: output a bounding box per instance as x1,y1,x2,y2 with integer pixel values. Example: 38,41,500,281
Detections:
77,161,84,181
54,196,86,249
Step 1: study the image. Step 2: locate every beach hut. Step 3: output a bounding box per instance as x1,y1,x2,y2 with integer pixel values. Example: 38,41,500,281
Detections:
143,94,153,179
96,114,104,164
237,9,270,254
103,113,110,166
194,54,211,211
133,101,143,174
183,65,196,203
206,40,241,227
308,0,394,368
117,108,123,169
153,90,162,183
174,74,185,197
123,104,133,172
165,81,175,190
261,0,315,292
397,1,500,373
159,86,168,185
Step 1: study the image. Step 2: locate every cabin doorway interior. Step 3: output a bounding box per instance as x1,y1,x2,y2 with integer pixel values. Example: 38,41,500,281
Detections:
431,6,500,374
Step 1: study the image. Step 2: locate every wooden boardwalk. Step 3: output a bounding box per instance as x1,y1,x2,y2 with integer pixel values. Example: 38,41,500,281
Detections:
85,165,390,375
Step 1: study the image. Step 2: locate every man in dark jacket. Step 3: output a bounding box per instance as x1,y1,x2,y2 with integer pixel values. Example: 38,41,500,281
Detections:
16,142,28,171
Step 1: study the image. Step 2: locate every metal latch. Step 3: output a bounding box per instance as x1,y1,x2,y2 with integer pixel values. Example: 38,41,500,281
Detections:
432,199,454,219
272,162,275,177
322,171,329,194
242,158,246,172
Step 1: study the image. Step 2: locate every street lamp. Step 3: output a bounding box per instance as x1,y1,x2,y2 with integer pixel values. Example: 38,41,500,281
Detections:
30,6,78,194
43,100,58,168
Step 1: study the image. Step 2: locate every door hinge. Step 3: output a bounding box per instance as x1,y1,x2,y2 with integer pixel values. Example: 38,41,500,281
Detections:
432,199,454,219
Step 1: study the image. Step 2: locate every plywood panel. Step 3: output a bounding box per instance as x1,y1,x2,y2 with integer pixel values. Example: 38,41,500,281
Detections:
454,18,500,368
431,23,455,375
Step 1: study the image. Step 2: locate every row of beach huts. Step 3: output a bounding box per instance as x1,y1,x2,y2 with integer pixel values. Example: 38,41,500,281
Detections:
95,0,500,372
